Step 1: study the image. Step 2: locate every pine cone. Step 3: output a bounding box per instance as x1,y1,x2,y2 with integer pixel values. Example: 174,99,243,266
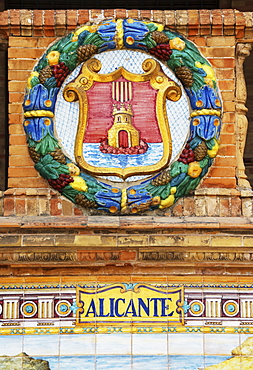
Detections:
175,66,194,88
39,65,53,84
151,170,171,186
151,31,169,44
50,148,66,164
77,44,98,64
194,141,208,161
28,146,41,163
75,193,97,208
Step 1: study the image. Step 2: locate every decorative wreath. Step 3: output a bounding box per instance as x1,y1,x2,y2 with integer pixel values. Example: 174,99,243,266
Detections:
23,19,222,214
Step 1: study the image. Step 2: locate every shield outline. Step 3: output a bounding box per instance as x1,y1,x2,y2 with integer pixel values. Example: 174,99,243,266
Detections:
63,57,182,179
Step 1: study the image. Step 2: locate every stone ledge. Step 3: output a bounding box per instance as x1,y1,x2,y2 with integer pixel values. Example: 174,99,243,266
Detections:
0,216,252,231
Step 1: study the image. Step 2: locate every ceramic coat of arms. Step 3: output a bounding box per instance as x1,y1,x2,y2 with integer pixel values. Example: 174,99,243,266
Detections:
23,19,222,214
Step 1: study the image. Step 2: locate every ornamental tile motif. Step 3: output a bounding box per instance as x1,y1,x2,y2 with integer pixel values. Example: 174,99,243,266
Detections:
23,19,222,214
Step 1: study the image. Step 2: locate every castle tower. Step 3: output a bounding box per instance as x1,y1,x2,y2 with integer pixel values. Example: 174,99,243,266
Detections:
108,103,140,148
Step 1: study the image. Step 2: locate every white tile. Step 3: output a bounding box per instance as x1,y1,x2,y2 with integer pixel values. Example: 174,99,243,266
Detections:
0,335,23,356
132,333,168,355
59,334,96,355
96,334,131,355
23,334,59,356
168,333,204,355
204,334,240,356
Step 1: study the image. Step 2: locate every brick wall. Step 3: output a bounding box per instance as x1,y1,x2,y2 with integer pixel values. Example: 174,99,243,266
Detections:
1,9,253,217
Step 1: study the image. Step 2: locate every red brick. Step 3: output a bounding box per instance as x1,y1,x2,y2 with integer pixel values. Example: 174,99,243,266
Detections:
50,198,62,216
9,145,29,156
9,37,38,48
91,9,102,20
221,91,235,102
222,9,235,26
208,58,235,69
236,26,245,39
9,135,27,146
9,93,25,103
104,10,114,18
44,10,55,27
212,26,223,36
116,9,127,19
9,125,25,135
78,9,89,25
55,10,66,36
74,206,83,216
67,10,77,27
3,197,15,216
10,10,20,36
119,251,136,261
219,133,236,144
15,198,26,216
214,156,236,167
27,196,38,216
199,9,211,25
33,10,43,27
222,112,235,123
0,10,9,26
202,177,236,188
188,9,198,26
62,199,73,216
183,197,194,216
215,68,235,80
188,36,206,46
139,10,151,19
9,114,22,125
8,167,38,177
208,166,236,178
230,197,242,217
206,36,235,47
172,202,183,217
9,48,43,59
220,197,230,217
211,9,222,25
8,177,47,188
218,145,236,157
218,80,235,91
9,156,33,166
222,101,236,112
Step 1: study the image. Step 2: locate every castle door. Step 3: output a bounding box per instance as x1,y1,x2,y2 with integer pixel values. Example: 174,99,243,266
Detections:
119,130,129,148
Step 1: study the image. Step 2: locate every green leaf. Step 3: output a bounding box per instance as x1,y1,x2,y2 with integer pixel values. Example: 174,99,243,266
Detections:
35,134,60,156
170,162,188,177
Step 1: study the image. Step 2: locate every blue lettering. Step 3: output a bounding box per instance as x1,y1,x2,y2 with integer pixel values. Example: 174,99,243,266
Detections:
85,299,97,317
138,298,150,317
124,299,137,317
115,298,125,317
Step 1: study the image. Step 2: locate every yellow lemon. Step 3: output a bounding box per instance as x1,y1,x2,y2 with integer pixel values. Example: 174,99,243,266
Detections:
207,140,219,158
159,187,176,209
188,162,202,178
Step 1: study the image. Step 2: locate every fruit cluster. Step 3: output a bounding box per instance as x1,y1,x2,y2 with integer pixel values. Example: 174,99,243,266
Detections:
178,143,195,164
99,139,148,155
149,44,172,61
51,62,70,87
48,174,74,191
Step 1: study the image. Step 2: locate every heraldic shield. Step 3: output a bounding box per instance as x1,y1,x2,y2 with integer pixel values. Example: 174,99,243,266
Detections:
63,57,182,180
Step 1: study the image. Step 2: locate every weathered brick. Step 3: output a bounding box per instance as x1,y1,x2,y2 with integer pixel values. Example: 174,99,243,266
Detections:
22,235,55,247
211,236,242,247
50,198,63,216
78,10,89,25
206,36,235,47
3,197,14,216
74,235,117,247
116,9,127,19
117,235,149,247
